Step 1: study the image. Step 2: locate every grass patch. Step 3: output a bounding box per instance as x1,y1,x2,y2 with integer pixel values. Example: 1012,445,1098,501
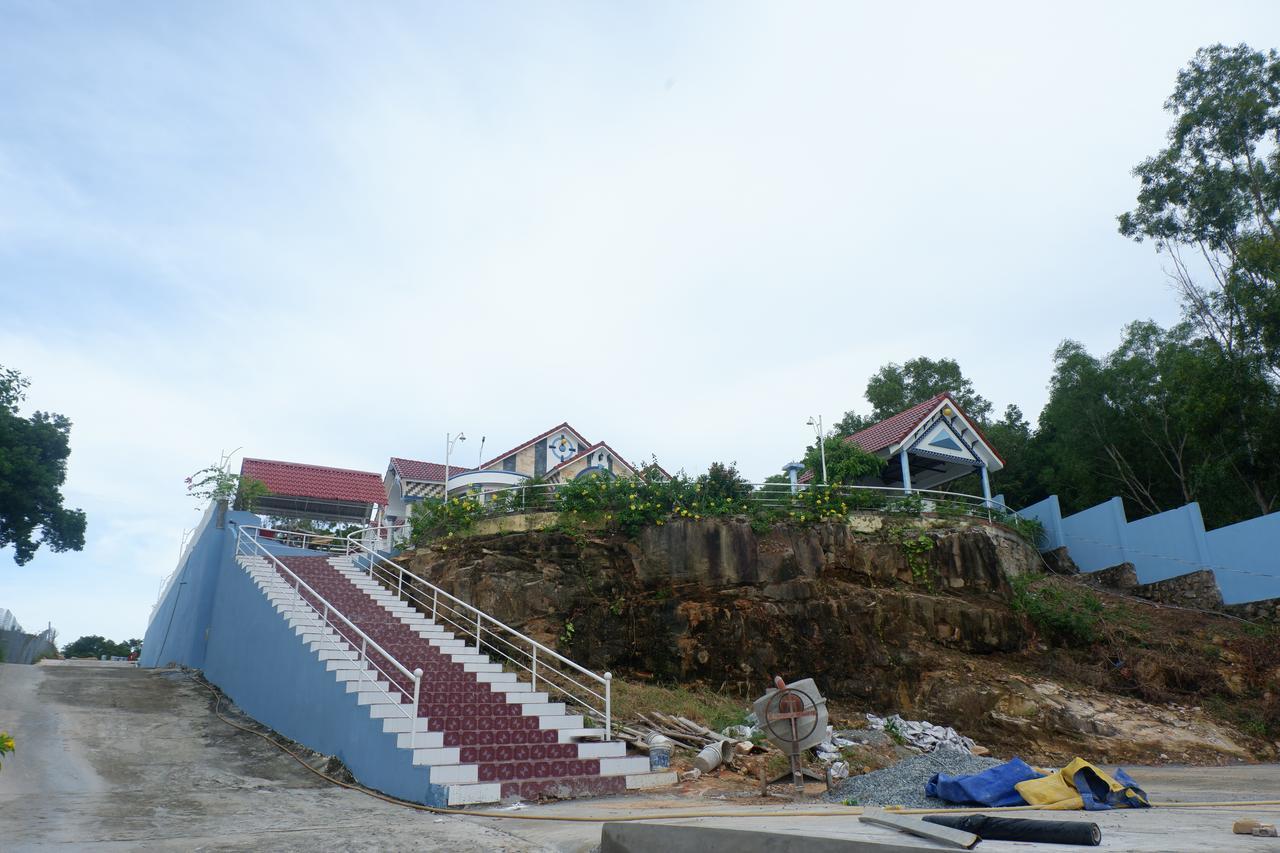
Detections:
611,679,751,731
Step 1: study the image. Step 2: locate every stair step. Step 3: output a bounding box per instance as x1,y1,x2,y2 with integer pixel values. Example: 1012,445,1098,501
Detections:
576,740,626,758
430,764,478,785
535,715,584,730
395,731,444,749
557,727,607,743
357,691,403,706
504,692,549,704
463,663,503,674
382,716,431,734
411,747,461,766
345,678,389,694
474,672,517,683
626,770,679,790
445,783,502,806
598,756,650,777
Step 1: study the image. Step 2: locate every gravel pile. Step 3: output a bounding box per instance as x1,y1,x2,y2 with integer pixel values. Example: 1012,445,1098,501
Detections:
822,750,1002,808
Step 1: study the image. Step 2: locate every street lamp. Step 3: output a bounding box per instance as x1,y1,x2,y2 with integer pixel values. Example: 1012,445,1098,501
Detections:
806,416,827,485
443,432,466,501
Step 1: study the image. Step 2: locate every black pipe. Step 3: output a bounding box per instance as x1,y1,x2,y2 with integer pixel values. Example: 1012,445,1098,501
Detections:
923,814,1102,846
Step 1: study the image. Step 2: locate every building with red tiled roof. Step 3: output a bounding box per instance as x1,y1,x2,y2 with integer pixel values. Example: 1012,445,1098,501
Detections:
240,458,386,524
382,424,661,524
788,393,1004,501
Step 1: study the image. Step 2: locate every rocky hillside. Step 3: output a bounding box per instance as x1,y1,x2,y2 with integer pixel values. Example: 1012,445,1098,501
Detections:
397,512,1279,765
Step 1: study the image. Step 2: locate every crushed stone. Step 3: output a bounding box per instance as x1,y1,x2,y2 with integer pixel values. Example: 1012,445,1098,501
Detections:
822,750,1002,808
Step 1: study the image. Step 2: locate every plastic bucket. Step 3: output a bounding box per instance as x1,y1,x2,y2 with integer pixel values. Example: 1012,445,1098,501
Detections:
693,742,724,772
649,744,672,770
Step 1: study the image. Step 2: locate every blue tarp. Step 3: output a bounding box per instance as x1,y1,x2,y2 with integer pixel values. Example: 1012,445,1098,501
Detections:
926,757,1044,807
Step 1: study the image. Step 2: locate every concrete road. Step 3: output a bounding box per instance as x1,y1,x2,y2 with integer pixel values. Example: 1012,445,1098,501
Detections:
3,661,1278,852
0,661,542,851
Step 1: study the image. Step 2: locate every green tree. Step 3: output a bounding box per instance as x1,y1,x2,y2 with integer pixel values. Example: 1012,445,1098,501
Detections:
802,436,884,486
1118,43,1280,516
61,635,133,659
0,366,86,565
864,357,992,423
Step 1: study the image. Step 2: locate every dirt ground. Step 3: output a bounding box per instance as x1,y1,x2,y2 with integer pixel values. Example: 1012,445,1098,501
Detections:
2,661,1277,852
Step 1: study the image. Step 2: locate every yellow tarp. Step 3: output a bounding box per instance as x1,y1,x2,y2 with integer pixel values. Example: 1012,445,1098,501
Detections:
1015,757,1150,810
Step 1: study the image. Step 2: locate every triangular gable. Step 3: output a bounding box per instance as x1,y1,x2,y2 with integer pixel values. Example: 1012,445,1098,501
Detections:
909,419,981,465
892,396,1004,472
480,422,591,470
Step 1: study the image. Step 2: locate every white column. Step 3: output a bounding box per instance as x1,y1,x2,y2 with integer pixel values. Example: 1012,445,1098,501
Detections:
980,464,992,508
900,448,912,494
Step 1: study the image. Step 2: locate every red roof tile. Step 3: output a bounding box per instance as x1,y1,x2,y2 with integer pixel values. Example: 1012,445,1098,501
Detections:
389,457,471,483
241,458,387,506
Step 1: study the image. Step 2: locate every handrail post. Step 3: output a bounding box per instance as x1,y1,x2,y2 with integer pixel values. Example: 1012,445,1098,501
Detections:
411,668,423,750
475,611,481,651
431,589,438,621
604,672,612,741
531,646,538,692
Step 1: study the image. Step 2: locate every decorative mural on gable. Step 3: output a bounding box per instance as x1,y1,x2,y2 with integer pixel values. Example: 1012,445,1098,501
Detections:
909,419,981,465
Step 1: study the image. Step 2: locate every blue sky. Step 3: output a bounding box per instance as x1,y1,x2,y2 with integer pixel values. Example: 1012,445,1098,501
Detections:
3,1,1279,643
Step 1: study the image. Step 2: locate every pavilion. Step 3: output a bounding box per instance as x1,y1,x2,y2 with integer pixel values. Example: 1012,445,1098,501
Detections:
803,392,1004,503
239,457,388,525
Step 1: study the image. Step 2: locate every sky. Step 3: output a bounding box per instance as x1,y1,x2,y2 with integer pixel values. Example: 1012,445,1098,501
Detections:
3,1,1279,644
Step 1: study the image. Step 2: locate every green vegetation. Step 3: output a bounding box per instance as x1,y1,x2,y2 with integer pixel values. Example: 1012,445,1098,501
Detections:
610,679,750,731
185,461,268,513
0,731,13,772
61,635,142,659
405,459,1040,549
889,526,936,588
1010,573,1104,646
0,365,86,565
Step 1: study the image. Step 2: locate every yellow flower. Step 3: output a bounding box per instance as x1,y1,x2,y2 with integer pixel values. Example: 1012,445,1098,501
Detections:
0,732,14,754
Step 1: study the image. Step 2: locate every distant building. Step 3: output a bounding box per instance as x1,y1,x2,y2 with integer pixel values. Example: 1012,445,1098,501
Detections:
382,423,653,525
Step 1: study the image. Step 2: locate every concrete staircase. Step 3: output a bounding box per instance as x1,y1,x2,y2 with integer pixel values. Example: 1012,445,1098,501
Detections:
235,552,671,805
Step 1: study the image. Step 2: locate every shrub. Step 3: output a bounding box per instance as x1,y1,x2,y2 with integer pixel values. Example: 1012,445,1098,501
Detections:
1011,573,1103,646
409,496,484,543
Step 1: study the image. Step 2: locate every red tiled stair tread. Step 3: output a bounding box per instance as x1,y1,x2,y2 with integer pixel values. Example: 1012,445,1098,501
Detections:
267,555,613,791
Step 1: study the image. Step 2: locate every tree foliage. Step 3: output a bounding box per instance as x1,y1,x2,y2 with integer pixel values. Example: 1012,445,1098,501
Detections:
61,635,141,659
802,436,884,486
1116,42,1280,519
864,357,992,423
0,366,87,565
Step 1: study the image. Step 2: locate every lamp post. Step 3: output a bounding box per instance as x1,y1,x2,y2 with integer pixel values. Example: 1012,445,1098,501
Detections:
443,432,466,501
806,416,827,485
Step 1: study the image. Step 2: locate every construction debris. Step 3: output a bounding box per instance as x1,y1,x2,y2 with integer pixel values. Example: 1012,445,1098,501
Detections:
614,711,761,767
865,713,977,754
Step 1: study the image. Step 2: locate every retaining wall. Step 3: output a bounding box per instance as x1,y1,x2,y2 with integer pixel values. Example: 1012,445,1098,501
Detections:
139,512,445,805
1014,496,1280,605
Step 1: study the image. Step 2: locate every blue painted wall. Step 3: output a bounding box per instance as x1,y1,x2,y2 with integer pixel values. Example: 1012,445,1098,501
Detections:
1016,495,1280,604
140,513,446,806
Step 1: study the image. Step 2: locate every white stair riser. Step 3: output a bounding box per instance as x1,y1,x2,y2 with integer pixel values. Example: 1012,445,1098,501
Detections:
598,756,650,777
411,747,461,766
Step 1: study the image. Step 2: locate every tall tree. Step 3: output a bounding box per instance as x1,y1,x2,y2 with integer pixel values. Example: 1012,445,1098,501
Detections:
864,357,993,423
1119,43,1280,515
0,366,86,565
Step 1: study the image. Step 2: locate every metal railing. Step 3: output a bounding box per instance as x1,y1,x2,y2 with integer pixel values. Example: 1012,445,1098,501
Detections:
342,528,612,740
234,525,424,747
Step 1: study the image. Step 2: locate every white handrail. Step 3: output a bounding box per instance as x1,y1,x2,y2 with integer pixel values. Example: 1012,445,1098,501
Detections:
341,528,612,740
235,525,423,747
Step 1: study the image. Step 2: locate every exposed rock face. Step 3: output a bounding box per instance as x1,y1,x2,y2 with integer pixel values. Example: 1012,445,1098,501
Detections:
403,515,1036,705
398,515,1269,764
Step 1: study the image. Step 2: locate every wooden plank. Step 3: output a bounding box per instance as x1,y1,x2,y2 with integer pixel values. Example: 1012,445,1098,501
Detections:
859,810,980,850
